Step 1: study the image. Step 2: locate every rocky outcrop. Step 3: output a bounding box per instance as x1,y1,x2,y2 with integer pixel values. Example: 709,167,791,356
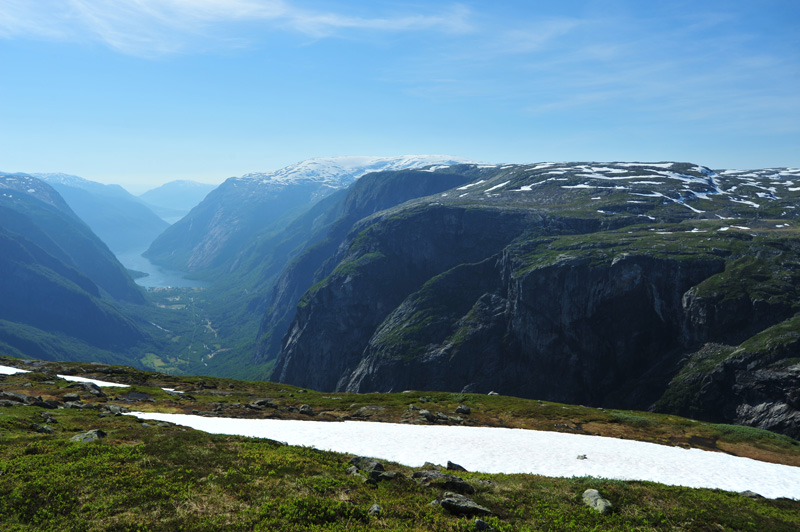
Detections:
654,316,800,439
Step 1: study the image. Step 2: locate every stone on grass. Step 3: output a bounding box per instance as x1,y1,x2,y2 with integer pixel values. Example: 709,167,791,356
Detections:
439,492,491,516
455,404,471,415
298,404,314,416
582,489,612,514
447,460,467,472
412,470,475,494
70,429,107,443
474,518,497,531
349,456,384,473
368,504,382,516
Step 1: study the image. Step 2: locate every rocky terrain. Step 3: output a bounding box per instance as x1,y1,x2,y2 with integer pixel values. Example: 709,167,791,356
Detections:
262,162,800,438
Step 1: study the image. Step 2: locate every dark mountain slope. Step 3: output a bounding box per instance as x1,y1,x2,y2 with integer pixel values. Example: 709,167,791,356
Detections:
0,173,144,303
0,173,148,363
144,156,470,278
254,166,484,364
269,162,800,437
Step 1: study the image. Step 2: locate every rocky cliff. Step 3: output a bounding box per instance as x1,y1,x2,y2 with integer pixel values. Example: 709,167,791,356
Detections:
267,162,800,437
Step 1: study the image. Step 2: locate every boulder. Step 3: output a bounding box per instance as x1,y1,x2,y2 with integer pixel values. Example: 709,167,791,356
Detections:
455,404,471,415
349,456,384,473
412,470,474,495
368,504,382,516
0,391,30,404
582,489,612,514
474,519,497,531
70,429,107,443
298,404,314,416
439,492,491,516
447,461,467,472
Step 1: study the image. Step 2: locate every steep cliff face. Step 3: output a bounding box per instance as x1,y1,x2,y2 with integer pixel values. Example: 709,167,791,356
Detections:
334,238,725,407
272,205,538,390
268,162,800,437
254,167,485,363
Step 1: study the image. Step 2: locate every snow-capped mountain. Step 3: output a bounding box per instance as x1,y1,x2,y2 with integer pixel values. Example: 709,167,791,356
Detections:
238,155,475,187
144,156,473,274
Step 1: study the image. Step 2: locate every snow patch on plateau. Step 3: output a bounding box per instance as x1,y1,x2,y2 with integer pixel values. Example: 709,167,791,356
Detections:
128,412,800,500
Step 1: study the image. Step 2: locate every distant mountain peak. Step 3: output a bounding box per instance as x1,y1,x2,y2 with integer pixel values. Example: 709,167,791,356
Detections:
237,155,477,188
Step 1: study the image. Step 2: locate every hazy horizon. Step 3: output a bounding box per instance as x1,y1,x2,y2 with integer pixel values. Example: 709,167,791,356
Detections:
2,1,798,189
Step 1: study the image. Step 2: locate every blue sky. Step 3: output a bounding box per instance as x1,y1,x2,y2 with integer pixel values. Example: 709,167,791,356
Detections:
1,0,798,192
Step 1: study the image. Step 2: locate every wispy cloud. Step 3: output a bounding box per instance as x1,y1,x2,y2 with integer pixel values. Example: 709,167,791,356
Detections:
0,0,472,56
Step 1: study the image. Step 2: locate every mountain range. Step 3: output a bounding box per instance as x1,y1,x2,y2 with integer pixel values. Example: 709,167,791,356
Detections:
0,172,146,362
33,173,168,254
2,158,798,439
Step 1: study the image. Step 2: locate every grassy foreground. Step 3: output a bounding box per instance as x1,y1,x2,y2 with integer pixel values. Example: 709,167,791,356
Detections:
1,357,798,531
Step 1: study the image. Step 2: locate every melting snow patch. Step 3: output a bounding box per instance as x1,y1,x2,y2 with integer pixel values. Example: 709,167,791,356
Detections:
484,181,510,193
0,364,130,387
127,413,800,499
732,226,751,230
456,180,485,191
730,198,760,208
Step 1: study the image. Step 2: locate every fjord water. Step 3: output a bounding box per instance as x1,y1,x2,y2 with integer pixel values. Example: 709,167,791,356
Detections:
115,248,208,288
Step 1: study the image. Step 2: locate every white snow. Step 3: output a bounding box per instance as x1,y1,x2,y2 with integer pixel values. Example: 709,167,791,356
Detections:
730,198,761,208
128,413,800,499
239,155,475,188
0,364,130,388
484,180,510,192
456,180,486,191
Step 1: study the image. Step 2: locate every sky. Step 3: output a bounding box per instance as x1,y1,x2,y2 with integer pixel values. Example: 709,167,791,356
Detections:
1,1,799,192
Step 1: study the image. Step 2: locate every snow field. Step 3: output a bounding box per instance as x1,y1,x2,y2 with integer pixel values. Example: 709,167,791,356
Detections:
129,412,800,500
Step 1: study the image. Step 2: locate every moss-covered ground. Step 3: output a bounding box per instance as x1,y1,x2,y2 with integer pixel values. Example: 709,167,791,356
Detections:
1,356,798,531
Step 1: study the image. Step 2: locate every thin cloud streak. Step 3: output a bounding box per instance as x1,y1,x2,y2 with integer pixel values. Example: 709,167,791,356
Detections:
0,0,473,56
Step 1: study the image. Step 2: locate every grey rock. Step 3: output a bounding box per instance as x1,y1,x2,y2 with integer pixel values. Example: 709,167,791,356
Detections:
582,489,612,514
455,404,471,415
64,401,85,409
576,454,588,460
63,393,81,402
439,492,491,516
446,461,467,472
349,456,385,473
412,470,475,495
474,518,497,531
419,409,435,422
0,391,30,403
422,462,443,471
70,429,107,443
366,470,401,484
102,404,129,416
67,382,104,396
368,503,382,516
30,399,60,409
740,490,764,499
251,398,277,408
353,405,385,418
298,404,314,416
32,423,54,434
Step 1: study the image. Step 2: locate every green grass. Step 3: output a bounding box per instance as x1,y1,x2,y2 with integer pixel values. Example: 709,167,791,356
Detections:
1,358,799,530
